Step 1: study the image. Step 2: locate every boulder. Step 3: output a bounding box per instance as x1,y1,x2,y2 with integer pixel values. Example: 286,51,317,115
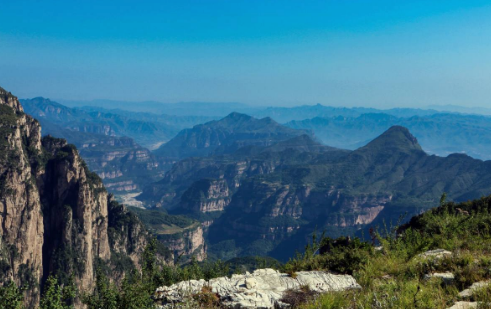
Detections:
424,272,455,284
447,301,478,309
459,281,491,298
418,249,452,259
154,268,361,308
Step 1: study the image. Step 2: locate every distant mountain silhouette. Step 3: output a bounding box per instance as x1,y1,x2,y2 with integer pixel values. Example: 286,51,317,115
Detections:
153,112,311,159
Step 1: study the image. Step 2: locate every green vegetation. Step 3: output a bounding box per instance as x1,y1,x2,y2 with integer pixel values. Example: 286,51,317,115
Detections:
276,195,491,308
81,194,491,308
39,275,76,309
0,281,24,309
0,105,21,169
128,207,195,230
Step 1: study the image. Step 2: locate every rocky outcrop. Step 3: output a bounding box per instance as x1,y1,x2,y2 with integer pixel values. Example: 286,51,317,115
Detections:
424,272,455,284
154,268,360,308
80,141,169,193
0,87,169,307
459,281,491,298
418,249,452,260
105,180,138,192
448,302,478,309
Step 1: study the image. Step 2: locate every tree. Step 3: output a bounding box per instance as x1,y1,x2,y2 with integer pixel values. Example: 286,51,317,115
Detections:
82,269,118,309
39,275,75,309
0,281,24,309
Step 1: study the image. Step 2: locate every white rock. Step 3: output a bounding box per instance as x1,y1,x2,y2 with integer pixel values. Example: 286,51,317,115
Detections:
418,249,452,259
154,268,361,308
245,278,257,289
447,301,478,309
424,272,455,284
459,281,491,298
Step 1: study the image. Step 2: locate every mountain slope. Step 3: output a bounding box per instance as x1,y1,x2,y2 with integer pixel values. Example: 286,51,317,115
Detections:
148,124,491,260
22,98,176,193
21,97,178,149
0,87,171,307
140,134,346,210
153,112,310,159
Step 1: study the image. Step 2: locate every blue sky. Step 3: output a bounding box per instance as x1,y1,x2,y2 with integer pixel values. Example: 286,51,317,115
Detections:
1,0,491,108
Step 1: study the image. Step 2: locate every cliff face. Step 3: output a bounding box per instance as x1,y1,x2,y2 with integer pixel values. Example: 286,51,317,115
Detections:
0,88,44,303
157,224,206,262
0,88,168,307
181,179,232,213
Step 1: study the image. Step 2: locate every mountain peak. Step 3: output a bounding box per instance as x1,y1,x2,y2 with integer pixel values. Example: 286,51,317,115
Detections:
0,86,23,112
360,126,423,152
225,112,253,120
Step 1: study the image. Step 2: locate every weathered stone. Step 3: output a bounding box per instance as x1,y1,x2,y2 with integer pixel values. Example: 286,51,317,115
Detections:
459,281,491,298
154,268,360,308
447,301,478,309
424,272,455,284
418,249,452,259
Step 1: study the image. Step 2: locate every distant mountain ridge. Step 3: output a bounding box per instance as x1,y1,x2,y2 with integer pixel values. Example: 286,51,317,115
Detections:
21,97,179,148
153,112,312,159
21,97,177,193
287,112,491,160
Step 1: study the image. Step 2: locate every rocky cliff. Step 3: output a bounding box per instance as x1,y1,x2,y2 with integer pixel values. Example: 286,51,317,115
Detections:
156,224,206,262
0,87,170,307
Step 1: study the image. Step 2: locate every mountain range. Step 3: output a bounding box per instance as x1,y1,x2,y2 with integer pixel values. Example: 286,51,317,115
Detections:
36,98,491,161
286,112,491,159
18,94,491,262
142,123,491,260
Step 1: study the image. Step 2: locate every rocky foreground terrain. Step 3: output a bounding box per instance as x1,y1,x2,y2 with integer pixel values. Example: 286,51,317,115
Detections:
154,268,360,308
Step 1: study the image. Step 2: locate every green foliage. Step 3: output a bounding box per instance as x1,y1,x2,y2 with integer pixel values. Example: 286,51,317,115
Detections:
17,264,37,290
82,269,118,309
0,281,24,309
128,207,194,229
283,233,372,276
225,256,282,274
39,275,76,309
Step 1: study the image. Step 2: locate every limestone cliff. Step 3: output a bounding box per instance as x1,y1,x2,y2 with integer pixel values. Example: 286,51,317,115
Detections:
0,87,170,307
156,224,206,262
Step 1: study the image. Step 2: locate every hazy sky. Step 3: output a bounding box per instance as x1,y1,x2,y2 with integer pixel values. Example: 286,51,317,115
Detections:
1,0,491,108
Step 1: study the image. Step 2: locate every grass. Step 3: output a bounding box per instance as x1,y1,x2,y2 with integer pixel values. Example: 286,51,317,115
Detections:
284,196,491,309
